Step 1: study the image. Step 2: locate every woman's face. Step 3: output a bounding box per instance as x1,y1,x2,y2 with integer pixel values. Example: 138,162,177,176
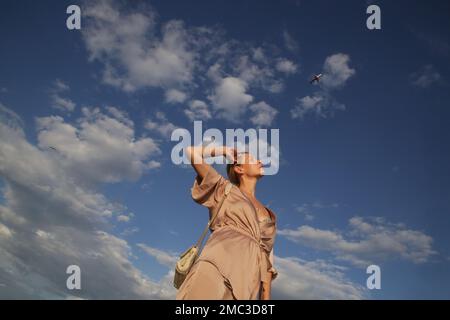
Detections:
236,153,264,179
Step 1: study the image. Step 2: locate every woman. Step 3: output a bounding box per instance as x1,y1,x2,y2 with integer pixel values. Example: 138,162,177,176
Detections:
175,145,278,300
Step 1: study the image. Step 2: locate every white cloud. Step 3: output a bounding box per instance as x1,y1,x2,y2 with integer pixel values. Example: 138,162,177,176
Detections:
278,216,437,267
208,77,253,123
232,54,285,93
252,47,267,63
54,79,69,91
138,243,178,268
184,100,211,121
410,65,442,88
51,96,76,112
82,0,195,92
311,201,339,209
295,202,339,221
249,101,278,127
282,30,300,53
321,53,356,89
50,79,76,112
120,227,140,237
266,81,284,93
0,103,24,131
276,58,298,74
0,223,13,238
206,63,223,83
165,89,187,104
117,214,133,222
291,53,354,120
295,201,339,213
144,112,178,139
292,94,323,119
81,0,297,125
0,106,172,298
205,45,291,98
291,91,345,119
272,256,366,299
234,55,269,84
146,160,162,169
36,107,161,184
105,106,134,127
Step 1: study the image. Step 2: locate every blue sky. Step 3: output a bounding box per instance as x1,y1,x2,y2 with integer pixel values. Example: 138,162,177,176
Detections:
0,0,449,299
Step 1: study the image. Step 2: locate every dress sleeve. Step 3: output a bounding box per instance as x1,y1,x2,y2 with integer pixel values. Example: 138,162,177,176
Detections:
191,166,227,211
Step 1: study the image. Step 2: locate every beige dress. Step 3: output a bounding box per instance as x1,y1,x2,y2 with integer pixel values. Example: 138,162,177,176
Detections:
175,166,278,300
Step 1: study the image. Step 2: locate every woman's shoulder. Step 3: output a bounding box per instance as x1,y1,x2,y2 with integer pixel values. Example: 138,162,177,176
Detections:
191,166,232,207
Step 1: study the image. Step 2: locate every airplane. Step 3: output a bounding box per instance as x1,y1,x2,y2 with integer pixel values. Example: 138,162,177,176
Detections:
48,146,58,152
309,73,323,84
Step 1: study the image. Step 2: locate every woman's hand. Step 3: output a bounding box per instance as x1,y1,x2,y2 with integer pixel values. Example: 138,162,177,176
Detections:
202,145,237,164
223,146,237,164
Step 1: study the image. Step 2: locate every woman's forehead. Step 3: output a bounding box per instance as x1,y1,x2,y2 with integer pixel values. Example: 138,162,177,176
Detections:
237,152,258,164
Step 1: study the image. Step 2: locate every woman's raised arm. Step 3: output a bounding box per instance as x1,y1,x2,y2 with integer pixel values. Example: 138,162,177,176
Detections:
186,145,236,181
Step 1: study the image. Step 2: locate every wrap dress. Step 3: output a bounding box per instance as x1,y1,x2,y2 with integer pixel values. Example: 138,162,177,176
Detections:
175,166,278,300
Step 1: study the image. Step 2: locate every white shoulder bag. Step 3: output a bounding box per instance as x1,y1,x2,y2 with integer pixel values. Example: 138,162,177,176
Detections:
173,182,233,289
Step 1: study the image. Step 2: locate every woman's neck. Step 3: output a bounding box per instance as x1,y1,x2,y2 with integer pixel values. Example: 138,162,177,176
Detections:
238,177,257,197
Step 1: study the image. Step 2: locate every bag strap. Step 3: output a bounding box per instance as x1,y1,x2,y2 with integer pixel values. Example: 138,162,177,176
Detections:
195,182,233,251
